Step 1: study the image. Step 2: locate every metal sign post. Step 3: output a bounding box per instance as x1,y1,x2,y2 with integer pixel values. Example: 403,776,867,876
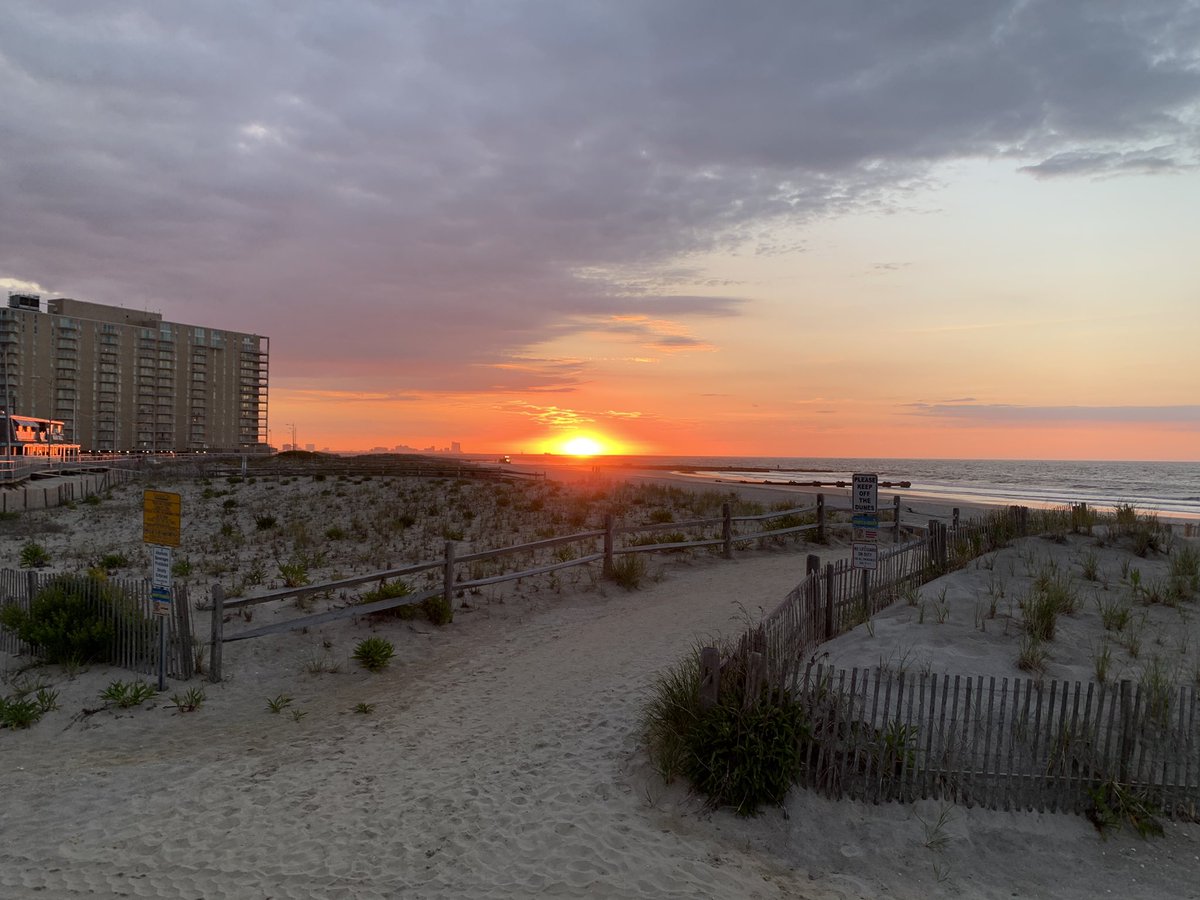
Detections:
144,491,181,691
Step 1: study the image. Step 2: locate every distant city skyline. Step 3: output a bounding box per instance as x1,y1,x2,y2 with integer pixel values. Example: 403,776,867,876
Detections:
2,3,1198,460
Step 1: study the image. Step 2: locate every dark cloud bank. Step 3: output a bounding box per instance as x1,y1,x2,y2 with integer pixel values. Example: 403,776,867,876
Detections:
2,1,1197,391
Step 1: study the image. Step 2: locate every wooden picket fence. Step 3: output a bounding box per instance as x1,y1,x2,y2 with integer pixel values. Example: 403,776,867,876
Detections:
792,665,1198,819
702,505,1200,820
0,569,193,678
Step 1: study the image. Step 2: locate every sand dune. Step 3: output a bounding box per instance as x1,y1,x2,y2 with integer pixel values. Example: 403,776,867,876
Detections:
2,471,1198,898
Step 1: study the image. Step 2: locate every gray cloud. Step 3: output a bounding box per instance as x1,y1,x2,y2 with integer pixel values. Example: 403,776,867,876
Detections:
1,1,1198,389
909,403,1200,425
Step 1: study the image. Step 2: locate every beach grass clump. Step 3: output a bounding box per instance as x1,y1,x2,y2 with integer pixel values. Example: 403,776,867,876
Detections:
684,686,810,817
353,636,395,672
1016,633,1048,675
358,580,452,626
643,641,810,817
19,540,50,568
1097,596,1132,633
1087,778,1164,839
1169,545,1200,599
0,695,44,729
611,553,647,590
100,680,157,709
170,687,205,712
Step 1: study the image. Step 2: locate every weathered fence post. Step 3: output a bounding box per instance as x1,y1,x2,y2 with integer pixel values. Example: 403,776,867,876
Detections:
817,494,825,543
1118,679,1133,783
443,540,457,609
894,495,901,543
938,522,949,570
952,507,960,529
699,646,721,710
824,562,835,640
744,651,765,709
603,514,614,577
806,553,820,576
722,502,733,559
861,568,870,616
26,569,37,604
209,583,224,684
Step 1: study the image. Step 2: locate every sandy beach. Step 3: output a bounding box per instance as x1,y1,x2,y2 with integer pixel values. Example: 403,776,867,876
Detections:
2,465,1198,899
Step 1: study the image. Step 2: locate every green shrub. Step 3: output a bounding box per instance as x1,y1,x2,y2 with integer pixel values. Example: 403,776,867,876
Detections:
324,526,347,541
0,575,146,664
19,540,50,568
172,557,193,578
255,514,277,530
353,637,395,672
644,644,815,817
684,690,810,816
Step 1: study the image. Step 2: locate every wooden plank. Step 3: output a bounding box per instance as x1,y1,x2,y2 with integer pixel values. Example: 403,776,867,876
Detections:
1002,678,1017,812
457,553,604,588
223,587,441,642
1031,680,1048,812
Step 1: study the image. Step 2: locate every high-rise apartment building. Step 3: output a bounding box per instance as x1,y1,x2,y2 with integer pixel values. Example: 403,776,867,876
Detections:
0,293,269,452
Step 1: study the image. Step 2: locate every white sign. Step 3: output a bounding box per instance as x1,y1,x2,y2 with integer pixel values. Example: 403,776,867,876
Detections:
852,473,878,513
852,541,879,570
151,545,173,589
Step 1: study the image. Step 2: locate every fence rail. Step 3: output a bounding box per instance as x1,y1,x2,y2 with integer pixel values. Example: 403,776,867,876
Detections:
202,497,882,681
0,569,193,678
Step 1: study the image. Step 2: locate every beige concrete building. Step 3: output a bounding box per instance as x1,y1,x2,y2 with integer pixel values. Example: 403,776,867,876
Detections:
0,293,268,452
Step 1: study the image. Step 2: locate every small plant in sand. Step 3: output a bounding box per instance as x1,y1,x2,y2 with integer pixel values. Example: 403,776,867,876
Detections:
1087,778,1163,839
266,694,293,713
1016,633,1047,675
354,702,375,714
98,552,130,571
610,553,647,590
19,540,50,568
0,695,44,729
353,636,395,672
255,514,277,531
170,687,206,712
1097,596,1131,633
277,558,310,588
101,680,157,709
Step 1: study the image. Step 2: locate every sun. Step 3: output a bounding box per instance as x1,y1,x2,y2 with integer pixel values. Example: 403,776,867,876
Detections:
561,436,604,456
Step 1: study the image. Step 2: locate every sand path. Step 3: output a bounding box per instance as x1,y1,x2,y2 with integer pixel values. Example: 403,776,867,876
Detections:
2,552,827,899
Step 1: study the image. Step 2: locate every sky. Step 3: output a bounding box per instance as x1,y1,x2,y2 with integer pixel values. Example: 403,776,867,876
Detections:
2,1,1198,460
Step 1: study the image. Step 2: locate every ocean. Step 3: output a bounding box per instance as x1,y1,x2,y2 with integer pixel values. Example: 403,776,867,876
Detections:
518,456,1200,519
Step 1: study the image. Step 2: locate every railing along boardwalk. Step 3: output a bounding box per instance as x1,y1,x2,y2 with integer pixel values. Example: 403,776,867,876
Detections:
702,505,1200,821
0,569,193,678
202,495,904,681
792,666,1198,819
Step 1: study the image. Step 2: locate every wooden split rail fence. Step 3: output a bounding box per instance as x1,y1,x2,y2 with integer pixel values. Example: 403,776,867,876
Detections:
202,495,910,682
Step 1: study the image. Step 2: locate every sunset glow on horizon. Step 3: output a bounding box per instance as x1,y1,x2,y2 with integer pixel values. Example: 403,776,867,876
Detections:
3,4,1198,461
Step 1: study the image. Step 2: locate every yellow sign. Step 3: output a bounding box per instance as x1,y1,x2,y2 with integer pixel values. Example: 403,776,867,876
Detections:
143,490,182,547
